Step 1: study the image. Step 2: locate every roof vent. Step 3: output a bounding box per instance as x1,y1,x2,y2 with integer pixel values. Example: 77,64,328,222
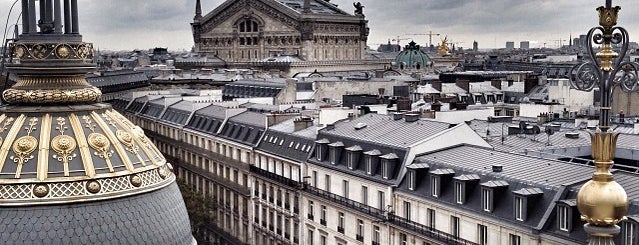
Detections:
355,123,367,130
492,165,503,173
392,112,404,121
405,114,420,123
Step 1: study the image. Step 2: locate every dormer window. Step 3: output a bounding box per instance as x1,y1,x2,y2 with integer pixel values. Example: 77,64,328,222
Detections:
453,174,480,205
407,170,416,191
314,139,329,161
480,180,509,213
328,141,344,165
431,176,440,197
363,149,381,175
380,153,399,180
512,188,543,222
556,199,577,232
429,169,455,198
345,145,362,170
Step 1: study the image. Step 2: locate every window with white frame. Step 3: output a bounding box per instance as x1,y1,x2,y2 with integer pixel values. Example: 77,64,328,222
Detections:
408,170,416,190
378,191,385,210
558,205,569,231
324,174,330,192
338,212,345,233
482,188,492,212
342,180,349,198
365,157,373,174
403,201,411,220
623,221,637,245
320,205,326,224
509,234,521,245
451,216,460,237
400,233,408,245
308,201,314,220
373,225,380,244
454,182,464,204
316,146,323,161
357,219,364,241
431,176,440,197
361,186,368,205
477,224,488,245
427,208,436,228
381,160,389,179
515,196,525,221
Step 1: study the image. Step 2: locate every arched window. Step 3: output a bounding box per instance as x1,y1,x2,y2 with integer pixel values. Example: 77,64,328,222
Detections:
239,20,259,33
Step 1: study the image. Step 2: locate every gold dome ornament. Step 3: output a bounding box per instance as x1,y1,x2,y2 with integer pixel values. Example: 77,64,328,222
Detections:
577,130,628,225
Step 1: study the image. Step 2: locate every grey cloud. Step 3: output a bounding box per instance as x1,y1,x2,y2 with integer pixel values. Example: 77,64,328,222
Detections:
2,0,639,50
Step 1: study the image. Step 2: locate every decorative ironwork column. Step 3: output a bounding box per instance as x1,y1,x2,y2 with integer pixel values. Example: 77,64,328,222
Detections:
570,0,638,244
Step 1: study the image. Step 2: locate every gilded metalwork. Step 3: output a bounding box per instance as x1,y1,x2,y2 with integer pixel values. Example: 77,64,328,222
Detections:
130,175,142,187
91,112,134,171
36,114,52,181
0,168,173,206
2,87,102,104
33,184,49,198
86,180,101,194
572,1,632,242
69,114,96,177
577,130,628,226
51,117,78,177
11,118,39,178
0,117,16,147
10,42,94,62
83,115,115,172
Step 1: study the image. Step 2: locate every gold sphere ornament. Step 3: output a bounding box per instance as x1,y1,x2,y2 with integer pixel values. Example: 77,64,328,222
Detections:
130,175,142,187
577,131,628,226
33,184,49,198
86,180,101,194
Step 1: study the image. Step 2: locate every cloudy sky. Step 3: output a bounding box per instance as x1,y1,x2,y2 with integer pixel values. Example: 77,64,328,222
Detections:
2,0,639,51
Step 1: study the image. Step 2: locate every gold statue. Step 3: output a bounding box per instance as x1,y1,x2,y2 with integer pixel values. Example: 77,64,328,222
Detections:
437,36,451,56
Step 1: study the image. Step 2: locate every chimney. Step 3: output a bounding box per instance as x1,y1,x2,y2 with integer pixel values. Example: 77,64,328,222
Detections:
431,101,442,112
294,116,314,131
492,165,503,173
392,112,404,121
431,81,442,92
397,97,411,111
455,79,470,92
405,113,420,123
491,79,502,90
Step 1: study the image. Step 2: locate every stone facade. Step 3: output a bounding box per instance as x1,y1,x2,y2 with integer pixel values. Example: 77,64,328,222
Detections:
191,0,369,62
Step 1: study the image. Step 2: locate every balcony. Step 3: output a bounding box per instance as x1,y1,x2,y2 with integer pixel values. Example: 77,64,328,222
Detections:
307,214,314,220
389,214,478,245
356,235,364,242
165,155,250,196
303,184,385,220
337,226,344,234
372,242,380,245
147,131,250,171
320,219,326,226
250,166,301,189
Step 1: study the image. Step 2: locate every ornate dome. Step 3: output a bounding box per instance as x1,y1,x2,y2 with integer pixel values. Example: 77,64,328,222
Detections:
0,1,194,244
395,41,431,70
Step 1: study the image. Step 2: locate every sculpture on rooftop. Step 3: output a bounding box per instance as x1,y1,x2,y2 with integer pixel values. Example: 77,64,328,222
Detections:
437,36,451,56
353,2,364,15
570,0,638,244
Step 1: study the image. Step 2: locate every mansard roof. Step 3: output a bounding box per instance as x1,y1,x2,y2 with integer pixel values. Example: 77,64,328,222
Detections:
320,113,452,149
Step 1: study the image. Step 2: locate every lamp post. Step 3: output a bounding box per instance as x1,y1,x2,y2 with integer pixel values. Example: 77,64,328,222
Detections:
570,0,639,244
